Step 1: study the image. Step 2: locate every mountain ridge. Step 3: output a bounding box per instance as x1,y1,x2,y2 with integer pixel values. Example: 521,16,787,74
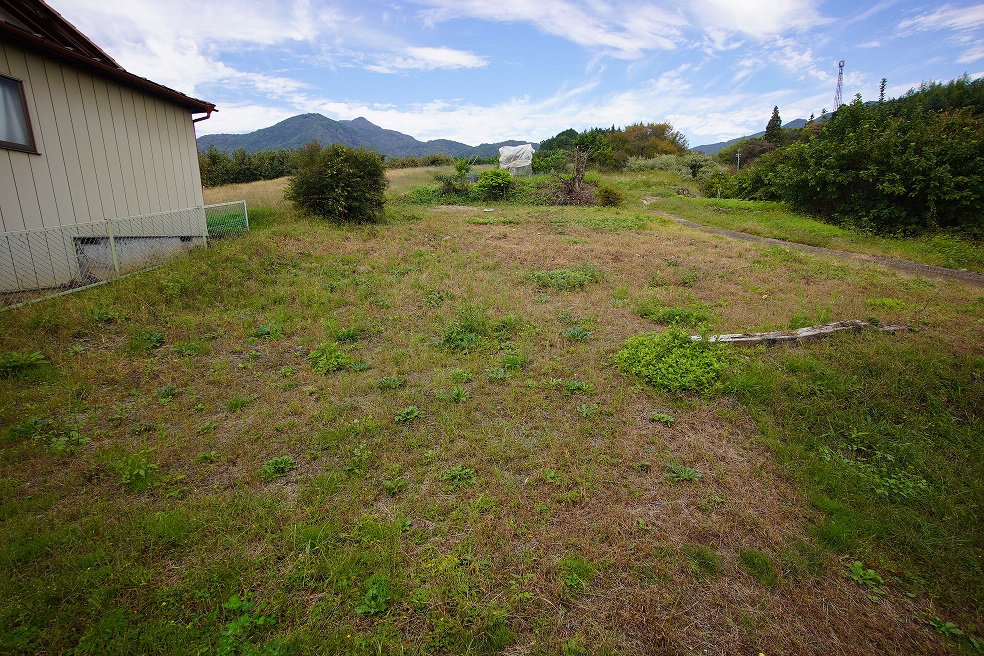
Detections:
196,113,533,159
692,118,813,155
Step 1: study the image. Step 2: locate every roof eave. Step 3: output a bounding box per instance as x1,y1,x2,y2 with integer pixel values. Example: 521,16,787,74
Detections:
0,22,215,115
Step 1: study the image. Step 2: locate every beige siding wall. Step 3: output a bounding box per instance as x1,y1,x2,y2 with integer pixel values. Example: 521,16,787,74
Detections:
0,40,205,235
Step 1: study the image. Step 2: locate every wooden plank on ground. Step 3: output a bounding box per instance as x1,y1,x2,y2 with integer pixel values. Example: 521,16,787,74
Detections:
691,320,905,346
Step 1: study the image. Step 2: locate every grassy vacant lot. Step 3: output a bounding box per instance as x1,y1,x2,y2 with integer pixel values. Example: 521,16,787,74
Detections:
1,169,981,655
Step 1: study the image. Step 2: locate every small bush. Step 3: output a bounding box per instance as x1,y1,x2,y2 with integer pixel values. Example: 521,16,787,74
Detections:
594,184,625,207
475,169,512,201
509,176,554,205
615,329,725,392
434,171,469,196
285,142,387,222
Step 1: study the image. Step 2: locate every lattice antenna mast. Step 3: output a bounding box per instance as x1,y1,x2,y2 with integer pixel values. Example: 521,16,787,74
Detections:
833,60,845,110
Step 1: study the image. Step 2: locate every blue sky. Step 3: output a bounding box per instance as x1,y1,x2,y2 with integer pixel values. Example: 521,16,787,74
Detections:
54,0,984,147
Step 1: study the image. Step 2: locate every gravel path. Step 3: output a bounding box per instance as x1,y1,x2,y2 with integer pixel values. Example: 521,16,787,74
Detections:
652,210,984,287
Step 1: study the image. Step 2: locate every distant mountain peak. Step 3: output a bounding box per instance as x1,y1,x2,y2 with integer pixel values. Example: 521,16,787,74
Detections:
692,117,819,155
196,113,534,160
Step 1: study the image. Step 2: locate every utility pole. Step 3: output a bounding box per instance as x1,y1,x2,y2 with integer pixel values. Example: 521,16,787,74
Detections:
736,145,741,171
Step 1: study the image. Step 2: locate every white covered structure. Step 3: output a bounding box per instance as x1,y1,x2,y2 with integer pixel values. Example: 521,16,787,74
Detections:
498,144,534,177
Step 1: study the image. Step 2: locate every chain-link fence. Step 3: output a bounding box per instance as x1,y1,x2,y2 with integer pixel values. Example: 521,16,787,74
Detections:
204,201,249,240
0,200,248,309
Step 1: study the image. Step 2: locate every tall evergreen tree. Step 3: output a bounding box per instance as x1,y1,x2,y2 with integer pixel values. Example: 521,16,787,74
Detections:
764,106,782,144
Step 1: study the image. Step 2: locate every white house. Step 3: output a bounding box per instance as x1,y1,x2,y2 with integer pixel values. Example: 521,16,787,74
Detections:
0,0,216,295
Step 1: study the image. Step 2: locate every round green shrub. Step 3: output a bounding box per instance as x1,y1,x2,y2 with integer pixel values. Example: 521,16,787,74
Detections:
475,169,513,201
615,329,725,392
285,142,387,222
595,183,625,207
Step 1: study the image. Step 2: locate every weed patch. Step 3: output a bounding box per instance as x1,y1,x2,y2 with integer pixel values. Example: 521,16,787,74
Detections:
0,350,47,378
356,573,395,615
260,456,297,481
683,544,722,577
309,341,355,373
738,549,779,587
558,553,596,594
440,464,477,489
217,594,280,655
528,263,601,290
435,306,520,353
395,406,423,424
115,449,159,491
616,329,726,393
665,462,702,482
377,375,406,390
636,300,711,329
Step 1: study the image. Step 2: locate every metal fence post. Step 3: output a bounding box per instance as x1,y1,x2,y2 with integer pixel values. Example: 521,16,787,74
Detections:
243,200,249,231
106,217,121,277
199,206,209,249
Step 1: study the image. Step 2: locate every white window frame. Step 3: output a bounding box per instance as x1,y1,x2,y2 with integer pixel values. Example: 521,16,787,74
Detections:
0,74,38,154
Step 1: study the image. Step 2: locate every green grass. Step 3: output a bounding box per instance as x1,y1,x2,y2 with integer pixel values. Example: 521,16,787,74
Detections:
205,210,249,238
726,334,983,609
0,173,979,654
658,195,984,272
528,263,602,290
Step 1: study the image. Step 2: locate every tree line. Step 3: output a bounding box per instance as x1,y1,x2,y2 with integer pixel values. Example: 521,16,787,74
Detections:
711,76,984,238
199,146,498,188
533,122,689,172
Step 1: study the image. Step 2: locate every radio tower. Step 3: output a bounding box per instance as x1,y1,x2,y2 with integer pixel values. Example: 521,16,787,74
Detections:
833,60,845,110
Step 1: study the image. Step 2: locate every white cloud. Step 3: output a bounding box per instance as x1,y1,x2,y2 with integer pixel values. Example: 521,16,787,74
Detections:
958,43,984,63
196,104,299,136
732,55,765,82
897,4,984,33
412,0,686,59
844,1,897,26
49,0,979,151
689,0,829,39
199,63,787,147
365,46,487,73
896,4,984,68
101,35,310,101
771,38,831,81
57,0,329,48
700,28,745,54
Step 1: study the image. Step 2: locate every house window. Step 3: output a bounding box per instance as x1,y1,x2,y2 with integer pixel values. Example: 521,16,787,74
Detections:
0,75,37,153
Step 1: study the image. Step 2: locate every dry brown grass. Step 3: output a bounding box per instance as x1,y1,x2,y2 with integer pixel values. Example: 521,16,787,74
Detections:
0,182,978,654
203,176,290,209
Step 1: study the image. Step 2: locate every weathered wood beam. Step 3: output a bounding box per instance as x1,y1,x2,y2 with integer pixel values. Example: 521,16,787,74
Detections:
691,320,905,346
